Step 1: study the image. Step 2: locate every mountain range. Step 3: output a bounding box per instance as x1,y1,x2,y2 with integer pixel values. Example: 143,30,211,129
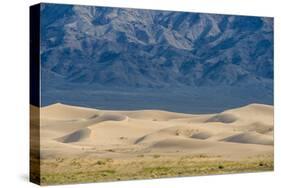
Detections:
39,3,273,112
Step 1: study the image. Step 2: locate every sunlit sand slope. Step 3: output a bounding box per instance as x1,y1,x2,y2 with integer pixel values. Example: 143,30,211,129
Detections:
38,103,273,159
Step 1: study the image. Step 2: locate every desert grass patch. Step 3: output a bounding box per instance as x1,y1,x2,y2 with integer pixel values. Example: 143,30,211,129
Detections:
40,155,273,185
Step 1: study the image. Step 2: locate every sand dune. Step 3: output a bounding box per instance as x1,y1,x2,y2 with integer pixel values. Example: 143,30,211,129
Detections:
38,103,274,159
206,113,237,123
56,128,91,143
122,110,192,121
41,103,99,120
221,132,273,145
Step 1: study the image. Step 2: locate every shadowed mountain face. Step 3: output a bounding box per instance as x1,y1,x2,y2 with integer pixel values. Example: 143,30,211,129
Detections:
40,4,273,113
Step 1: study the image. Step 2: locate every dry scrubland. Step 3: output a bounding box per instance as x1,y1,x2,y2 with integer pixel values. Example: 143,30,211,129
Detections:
30,103,274,185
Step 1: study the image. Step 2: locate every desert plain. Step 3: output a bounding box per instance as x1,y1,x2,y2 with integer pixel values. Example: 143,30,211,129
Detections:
30,103,273,185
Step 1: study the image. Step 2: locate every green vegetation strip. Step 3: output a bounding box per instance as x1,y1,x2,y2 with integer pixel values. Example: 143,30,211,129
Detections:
40,155,273,185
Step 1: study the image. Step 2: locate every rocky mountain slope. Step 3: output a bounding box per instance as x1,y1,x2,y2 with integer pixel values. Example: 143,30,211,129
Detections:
39,4,273,112
40,4,273,88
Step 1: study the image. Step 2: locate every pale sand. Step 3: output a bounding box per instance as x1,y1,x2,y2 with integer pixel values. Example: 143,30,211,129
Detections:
36,103,273,160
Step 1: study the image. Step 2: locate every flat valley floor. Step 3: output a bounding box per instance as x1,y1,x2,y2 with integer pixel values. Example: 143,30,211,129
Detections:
30,103,274,185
